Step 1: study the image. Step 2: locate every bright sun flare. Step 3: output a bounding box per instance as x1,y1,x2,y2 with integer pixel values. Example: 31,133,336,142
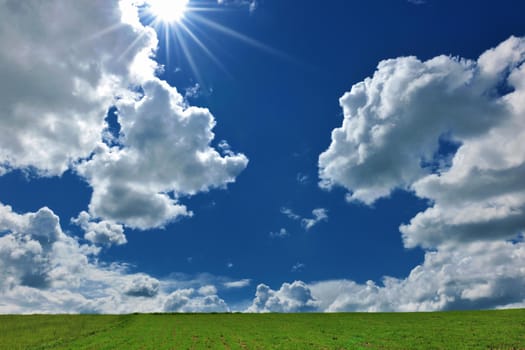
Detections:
147,0,189,23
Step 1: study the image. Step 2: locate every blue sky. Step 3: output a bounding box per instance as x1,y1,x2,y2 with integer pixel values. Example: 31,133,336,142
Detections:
0,0,525,313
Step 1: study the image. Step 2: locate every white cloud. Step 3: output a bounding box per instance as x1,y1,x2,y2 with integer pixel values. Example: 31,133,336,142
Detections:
281,207,328,230
124,275,160,297
224,279,251,289
247,240,525,312
301,208,328,230
296,173,310,185
0,0,156,176
319,53,503,204
72,211,127,246
247,281,319,312
291,36,525,312
0,203,236,313
269,228,289,238
319,36,525,248
280,207,301,221
0,0,248,230
184,83,202,100
291,262,305,272
313,240,525,312
76,78,248,229
198,285,218,296
164,288,229,312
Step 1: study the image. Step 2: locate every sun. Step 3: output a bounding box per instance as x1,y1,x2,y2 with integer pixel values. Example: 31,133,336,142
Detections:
147,0,189,23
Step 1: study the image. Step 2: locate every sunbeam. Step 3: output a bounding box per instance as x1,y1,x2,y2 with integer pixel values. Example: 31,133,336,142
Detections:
177,21,232,77
189,12,294,62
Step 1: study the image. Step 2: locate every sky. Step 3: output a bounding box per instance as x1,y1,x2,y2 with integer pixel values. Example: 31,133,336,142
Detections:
0,0,525,313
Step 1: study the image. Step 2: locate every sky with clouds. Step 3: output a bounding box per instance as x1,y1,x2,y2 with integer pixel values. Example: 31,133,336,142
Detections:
0,0,524,313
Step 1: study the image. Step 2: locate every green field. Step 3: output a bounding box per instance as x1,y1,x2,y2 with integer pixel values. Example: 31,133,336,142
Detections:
1,310,524,349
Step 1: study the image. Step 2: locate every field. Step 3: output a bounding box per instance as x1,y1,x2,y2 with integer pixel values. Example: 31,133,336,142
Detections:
1,310,524,349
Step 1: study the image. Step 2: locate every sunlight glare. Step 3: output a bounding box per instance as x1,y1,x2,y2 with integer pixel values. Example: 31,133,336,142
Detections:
147,0,189,23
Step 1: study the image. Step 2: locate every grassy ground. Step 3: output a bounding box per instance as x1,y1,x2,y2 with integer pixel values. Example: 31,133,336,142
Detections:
0,310,524,349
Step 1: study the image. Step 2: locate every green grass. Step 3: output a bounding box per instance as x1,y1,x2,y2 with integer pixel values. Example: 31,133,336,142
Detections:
1,310,524,349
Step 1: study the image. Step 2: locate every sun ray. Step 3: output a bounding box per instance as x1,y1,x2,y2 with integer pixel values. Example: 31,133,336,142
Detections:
177,21,232,78
174,26,204,84
190,13,294,62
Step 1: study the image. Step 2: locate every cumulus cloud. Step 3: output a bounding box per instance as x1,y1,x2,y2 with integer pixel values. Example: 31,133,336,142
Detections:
0,203,235,313
0,0,156,176
247,240,525,312
164,288,229,312
314,240,525,312
0,203,107,312
76,78,248,229
0,0,250,311
287,36,525,312
0,0,247,230
0,204,75,290
72,211,126,246
319,36,525,248
124,275,160,297
247,281,319,312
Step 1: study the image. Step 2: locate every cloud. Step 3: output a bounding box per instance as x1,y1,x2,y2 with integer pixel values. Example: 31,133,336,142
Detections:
0,0,156,176
72,211,127,246
164,288,229,312
247,281,319,312
224,279,251,289
291,263,305,272
124,275,160,297
0,202,236,313
247,240,525,312
287,36,525,312
0,0,248,230
76,78,248,229
280,207,301,221
296,173,310,185
269,228,289,238
301,208,328,230
407,0,426,5
319,36,525,248
0,203,108,312
198,285,218,296
281,207,328,230
184,83,202,100
311,240,525,312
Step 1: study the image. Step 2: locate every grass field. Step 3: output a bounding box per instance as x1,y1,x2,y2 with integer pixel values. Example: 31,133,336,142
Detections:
0,310,524,349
